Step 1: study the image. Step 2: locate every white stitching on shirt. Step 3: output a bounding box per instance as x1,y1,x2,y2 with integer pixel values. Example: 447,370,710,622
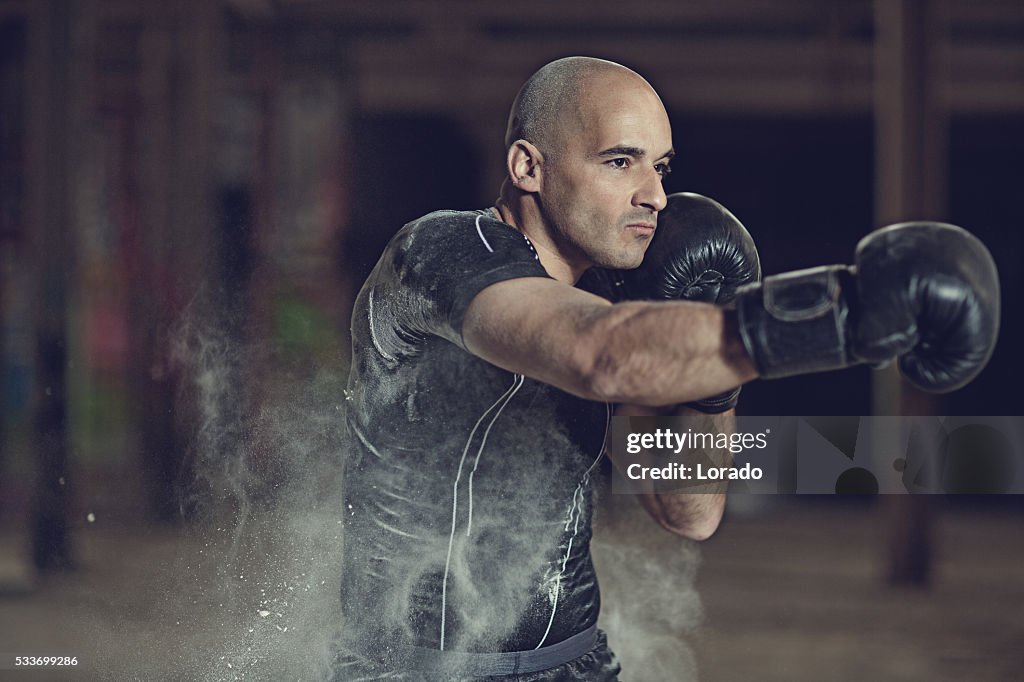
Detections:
475,214,494,253
534,402,610,649
467,373,525,537
440,373,524,650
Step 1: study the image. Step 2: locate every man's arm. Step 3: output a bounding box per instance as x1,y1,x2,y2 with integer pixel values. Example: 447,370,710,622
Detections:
463,277,742,540
610,402,731,541
462,277,757,407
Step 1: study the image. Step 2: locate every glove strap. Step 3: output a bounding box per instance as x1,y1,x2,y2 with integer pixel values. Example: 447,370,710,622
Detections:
735,265,856,379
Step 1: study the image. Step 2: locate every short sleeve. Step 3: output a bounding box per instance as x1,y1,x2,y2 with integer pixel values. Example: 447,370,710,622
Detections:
364,210,550,355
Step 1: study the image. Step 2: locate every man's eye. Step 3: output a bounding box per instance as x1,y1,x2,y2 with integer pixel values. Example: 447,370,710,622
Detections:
655,163,673,178
609,158,630,169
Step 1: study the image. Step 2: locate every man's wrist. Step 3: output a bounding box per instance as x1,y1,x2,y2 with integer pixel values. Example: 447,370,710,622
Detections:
684,386,741,414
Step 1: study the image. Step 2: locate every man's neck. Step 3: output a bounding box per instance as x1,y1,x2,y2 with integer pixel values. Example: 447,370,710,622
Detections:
493,197,587,285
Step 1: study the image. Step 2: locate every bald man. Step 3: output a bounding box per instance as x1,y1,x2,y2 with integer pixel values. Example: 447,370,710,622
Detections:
333,55,998,679
333,56,741,681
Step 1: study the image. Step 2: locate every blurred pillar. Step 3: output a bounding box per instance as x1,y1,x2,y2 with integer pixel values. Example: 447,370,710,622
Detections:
0,19,22,517
165,0,219,518
132,0,220,522
26,0,95,570
873,0,947,586
134,22,176,523
138,1,220,520
263,27,350,370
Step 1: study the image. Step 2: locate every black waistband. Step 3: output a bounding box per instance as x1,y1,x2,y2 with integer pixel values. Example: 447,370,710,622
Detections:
356,624,599,677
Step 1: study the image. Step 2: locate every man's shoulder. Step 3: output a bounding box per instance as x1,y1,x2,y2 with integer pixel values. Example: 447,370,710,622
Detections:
390,208,536,265
400,208,490,236
385,209,490,265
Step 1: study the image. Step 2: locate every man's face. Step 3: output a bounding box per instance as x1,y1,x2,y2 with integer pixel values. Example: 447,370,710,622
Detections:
537,74,674,271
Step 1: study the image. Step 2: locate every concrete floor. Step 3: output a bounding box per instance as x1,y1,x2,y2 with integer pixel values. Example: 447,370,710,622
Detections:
1,500,1022,681
693,502,1024,682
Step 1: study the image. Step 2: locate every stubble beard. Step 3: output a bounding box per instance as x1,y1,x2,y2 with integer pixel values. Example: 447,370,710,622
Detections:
535,174,651,270
551,210,651,271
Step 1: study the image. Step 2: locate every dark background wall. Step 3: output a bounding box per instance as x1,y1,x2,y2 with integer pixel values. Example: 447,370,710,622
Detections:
0,1,1022,679
1,0,1021,571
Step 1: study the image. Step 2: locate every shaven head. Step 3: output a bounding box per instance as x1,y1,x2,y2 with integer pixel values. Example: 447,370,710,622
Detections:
495,56,672,282
504,57,653,154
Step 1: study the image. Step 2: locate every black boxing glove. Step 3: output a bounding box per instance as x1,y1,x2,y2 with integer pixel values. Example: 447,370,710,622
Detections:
621,192,761,305
735,222,1000,393
580,193,761,411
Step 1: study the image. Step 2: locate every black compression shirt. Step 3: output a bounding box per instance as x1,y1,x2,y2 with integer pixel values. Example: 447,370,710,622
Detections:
340,209,610,662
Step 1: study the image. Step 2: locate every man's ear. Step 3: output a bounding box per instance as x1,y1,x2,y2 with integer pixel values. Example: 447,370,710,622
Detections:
506,140,543,193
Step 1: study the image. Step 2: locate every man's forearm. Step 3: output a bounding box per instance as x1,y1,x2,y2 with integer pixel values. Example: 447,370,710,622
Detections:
463,278,757,409
585,301,755,407
613,404,732,541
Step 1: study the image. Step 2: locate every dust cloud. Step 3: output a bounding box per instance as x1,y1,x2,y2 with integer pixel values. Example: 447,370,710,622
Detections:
91,312,705,681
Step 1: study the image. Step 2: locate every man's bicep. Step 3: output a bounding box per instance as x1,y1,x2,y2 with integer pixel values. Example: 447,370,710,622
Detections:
462,277,613,398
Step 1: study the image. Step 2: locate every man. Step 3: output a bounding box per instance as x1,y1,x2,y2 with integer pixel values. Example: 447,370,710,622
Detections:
334,57,998,680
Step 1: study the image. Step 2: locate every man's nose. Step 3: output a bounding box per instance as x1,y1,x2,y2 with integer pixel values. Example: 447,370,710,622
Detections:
634,169,667,213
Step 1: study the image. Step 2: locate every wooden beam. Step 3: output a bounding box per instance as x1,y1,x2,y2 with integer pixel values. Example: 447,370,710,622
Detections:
276,0,838,26
873,0,947,588
223,0,276,22
0,0,30,22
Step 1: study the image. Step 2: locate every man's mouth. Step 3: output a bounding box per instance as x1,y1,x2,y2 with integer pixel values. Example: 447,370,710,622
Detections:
625,222,656,236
